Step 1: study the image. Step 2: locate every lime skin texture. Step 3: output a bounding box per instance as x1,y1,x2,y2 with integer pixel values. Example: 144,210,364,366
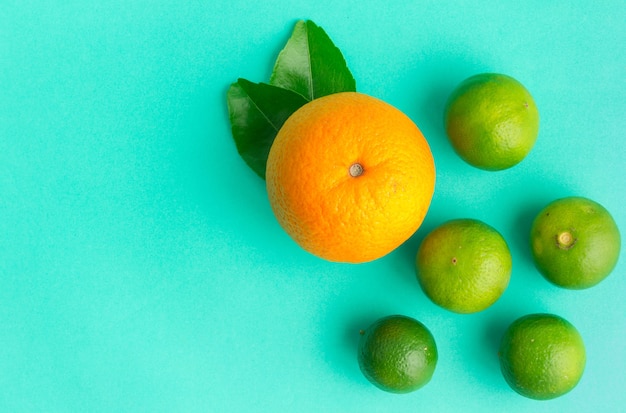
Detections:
499,313,586,400
530,196,621,289
357,315,438,394
444,73,539,171
416,218,512,314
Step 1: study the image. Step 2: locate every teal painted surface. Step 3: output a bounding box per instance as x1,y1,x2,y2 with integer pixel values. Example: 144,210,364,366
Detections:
1,2,624,411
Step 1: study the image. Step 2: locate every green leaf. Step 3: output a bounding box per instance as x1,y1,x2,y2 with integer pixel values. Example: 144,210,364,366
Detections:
226,78,308,179
270,20,356,101
226,20,357,179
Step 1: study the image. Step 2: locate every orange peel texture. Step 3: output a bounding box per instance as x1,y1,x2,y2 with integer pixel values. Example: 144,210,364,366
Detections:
266,92,435,263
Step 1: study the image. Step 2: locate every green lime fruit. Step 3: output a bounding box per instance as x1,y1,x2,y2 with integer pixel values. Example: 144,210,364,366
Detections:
357,315,437,393
416,219,512,313
530,196,621,289
499,313,586,400
444,73,539,170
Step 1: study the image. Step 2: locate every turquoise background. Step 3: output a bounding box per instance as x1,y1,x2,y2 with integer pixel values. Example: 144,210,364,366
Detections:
1,1,624,412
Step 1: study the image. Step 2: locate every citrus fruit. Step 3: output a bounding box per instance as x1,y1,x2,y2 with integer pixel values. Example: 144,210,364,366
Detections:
416,219,512,313
499,313,586,400
530,196,621,289
266,92,436,263
357,315,438,393
444,73,539,170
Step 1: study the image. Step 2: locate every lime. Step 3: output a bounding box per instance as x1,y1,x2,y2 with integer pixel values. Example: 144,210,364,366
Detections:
357,315,437,393
416,219,512,313
499,313,586,400
444,73,539,170
530,196,621,289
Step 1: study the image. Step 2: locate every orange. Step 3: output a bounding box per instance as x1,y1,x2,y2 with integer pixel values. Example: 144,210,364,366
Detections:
266,92,435,263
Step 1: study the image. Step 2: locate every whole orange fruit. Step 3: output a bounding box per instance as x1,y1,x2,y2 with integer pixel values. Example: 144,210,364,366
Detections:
266,92,435,263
